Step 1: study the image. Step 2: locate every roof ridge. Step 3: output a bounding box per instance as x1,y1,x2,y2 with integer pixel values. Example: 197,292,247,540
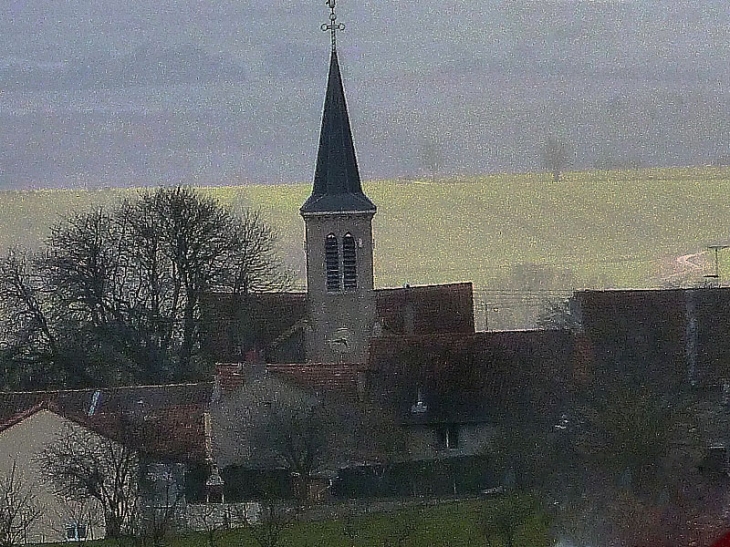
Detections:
0,381,215,396
0,401,53,433
376,282,473,292
267,362,368,368
0,400,100,435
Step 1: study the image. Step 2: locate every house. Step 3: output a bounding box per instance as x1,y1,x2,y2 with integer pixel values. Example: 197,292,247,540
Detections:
570,287,730,545
0,383,214,542
573,287,730,458
368,329,578,461
0,383,214,464
0,403,110,543
209,364,319,470
208,361,387,503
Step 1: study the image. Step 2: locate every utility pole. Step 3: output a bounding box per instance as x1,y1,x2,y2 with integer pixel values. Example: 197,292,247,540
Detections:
706,245,729,286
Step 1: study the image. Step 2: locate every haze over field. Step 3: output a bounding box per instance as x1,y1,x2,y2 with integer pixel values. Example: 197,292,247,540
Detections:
1,1,729,188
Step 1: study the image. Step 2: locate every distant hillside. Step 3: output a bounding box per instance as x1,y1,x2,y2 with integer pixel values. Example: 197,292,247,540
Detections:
2,167,729,329
1,1,729,187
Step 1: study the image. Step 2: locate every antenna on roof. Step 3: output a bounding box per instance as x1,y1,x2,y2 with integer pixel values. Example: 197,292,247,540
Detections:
411,387,428,414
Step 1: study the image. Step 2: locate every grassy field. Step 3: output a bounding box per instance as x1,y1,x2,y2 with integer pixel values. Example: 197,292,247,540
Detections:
2,166,730,301
42,498,551,547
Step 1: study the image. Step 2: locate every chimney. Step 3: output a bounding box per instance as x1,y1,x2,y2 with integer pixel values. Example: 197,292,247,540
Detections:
214,363,245,395
404,284,415,335
411,386,428,414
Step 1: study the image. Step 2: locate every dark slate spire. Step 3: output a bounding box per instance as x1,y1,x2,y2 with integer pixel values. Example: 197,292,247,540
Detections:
300,24,376,215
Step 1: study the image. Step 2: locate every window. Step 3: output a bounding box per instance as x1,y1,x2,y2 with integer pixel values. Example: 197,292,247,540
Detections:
325,234,340,291
342,233,357,289
66,523,87,542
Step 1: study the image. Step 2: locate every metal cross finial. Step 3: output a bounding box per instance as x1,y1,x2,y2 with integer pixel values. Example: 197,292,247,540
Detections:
321,0,345,52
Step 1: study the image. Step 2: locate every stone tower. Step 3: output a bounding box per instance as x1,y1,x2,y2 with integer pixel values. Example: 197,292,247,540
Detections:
300,5,376,364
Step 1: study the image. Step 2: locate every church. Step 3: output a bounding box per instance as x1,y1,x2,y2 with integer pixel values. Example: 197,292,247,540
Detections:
201,0,476,370
200,2,577,475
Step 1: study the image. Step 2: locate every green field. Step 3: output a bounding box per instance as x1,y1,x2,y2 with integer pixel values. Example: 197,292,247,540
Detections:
2,167,730,305
43,498,551,547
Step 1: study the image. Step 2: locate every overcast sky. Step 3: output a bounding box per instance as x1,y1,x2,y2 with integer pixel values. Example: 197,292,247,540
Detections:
0,0,728,188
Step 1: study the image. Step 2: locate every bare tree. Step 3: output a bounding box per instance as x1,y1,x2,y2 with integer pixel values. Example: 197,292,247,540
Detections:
0,461,42,547
0,248,66,388
138,463,186,547
542,136,572,182
265,403,334,482
0,186,292,387
578,385,685,495
188,503,232,547
49,498,104,545
536,298,581,331
227,207,292,295
245,386,343,504
40,421,139,539
241,499,295,547
419,137,443,180
349,403,407,466
342,512,359,547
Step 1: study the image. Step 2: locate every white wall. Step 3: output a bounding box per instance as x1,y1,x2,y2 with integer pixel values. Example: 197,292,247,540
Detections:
0,409,106,544
405,422,496,460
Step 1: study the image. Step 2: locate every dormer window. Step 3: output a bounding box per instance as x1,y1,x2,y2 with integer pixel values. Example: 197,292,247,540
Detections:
325,234,340,291
342,233,357,289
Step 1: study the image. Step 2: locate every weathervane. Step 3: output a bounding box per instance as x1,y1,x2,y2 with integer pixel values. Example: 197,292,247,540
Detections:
321,0,345,52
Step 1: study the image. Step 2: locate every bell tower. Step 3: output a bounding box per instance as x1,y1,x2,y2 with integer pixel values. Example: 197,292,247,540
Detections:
300,0,376,364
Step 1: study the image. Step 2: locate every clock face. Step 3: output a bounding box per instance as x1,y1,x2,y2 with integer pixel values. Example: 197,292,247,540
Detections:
327,327,354,353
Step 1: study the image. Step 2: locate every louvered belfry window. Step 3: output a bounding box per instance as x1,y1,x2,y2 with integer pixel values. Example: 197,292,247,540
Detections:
325,234,340,291
342,233,357,289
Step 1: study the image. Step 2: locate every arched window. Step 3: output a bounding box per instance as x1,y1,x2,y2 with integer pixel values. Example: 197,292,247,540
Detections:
342,233,357,289
325,234,340,291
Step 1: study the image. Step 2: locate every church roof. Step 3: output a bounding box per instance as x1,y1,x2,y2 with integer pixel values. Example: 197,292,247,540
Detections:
376,283,475,336
300,50,376,215
200,283,476,364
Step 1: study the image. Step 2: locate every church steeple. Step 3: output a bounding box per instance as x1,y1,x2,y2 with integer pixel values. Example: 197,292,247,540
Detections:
300,1,376,216
300,1,377,365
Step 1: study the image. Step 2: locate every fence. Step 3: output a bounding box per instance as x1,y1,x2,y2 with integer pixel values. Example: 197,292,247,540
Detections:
185,501,261,532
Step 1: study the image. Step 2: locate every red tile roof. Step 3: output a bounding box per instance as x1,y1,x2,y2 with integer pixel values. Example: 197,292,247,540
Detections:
368,330,577,424
375,282,474,336
0,400,60,434
201,282,475,364
0,383,213,422
575,287,730,387
0,383,214,463
86,404,209,463
200,292,307,363
266,362,369,400
214,363,245,394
